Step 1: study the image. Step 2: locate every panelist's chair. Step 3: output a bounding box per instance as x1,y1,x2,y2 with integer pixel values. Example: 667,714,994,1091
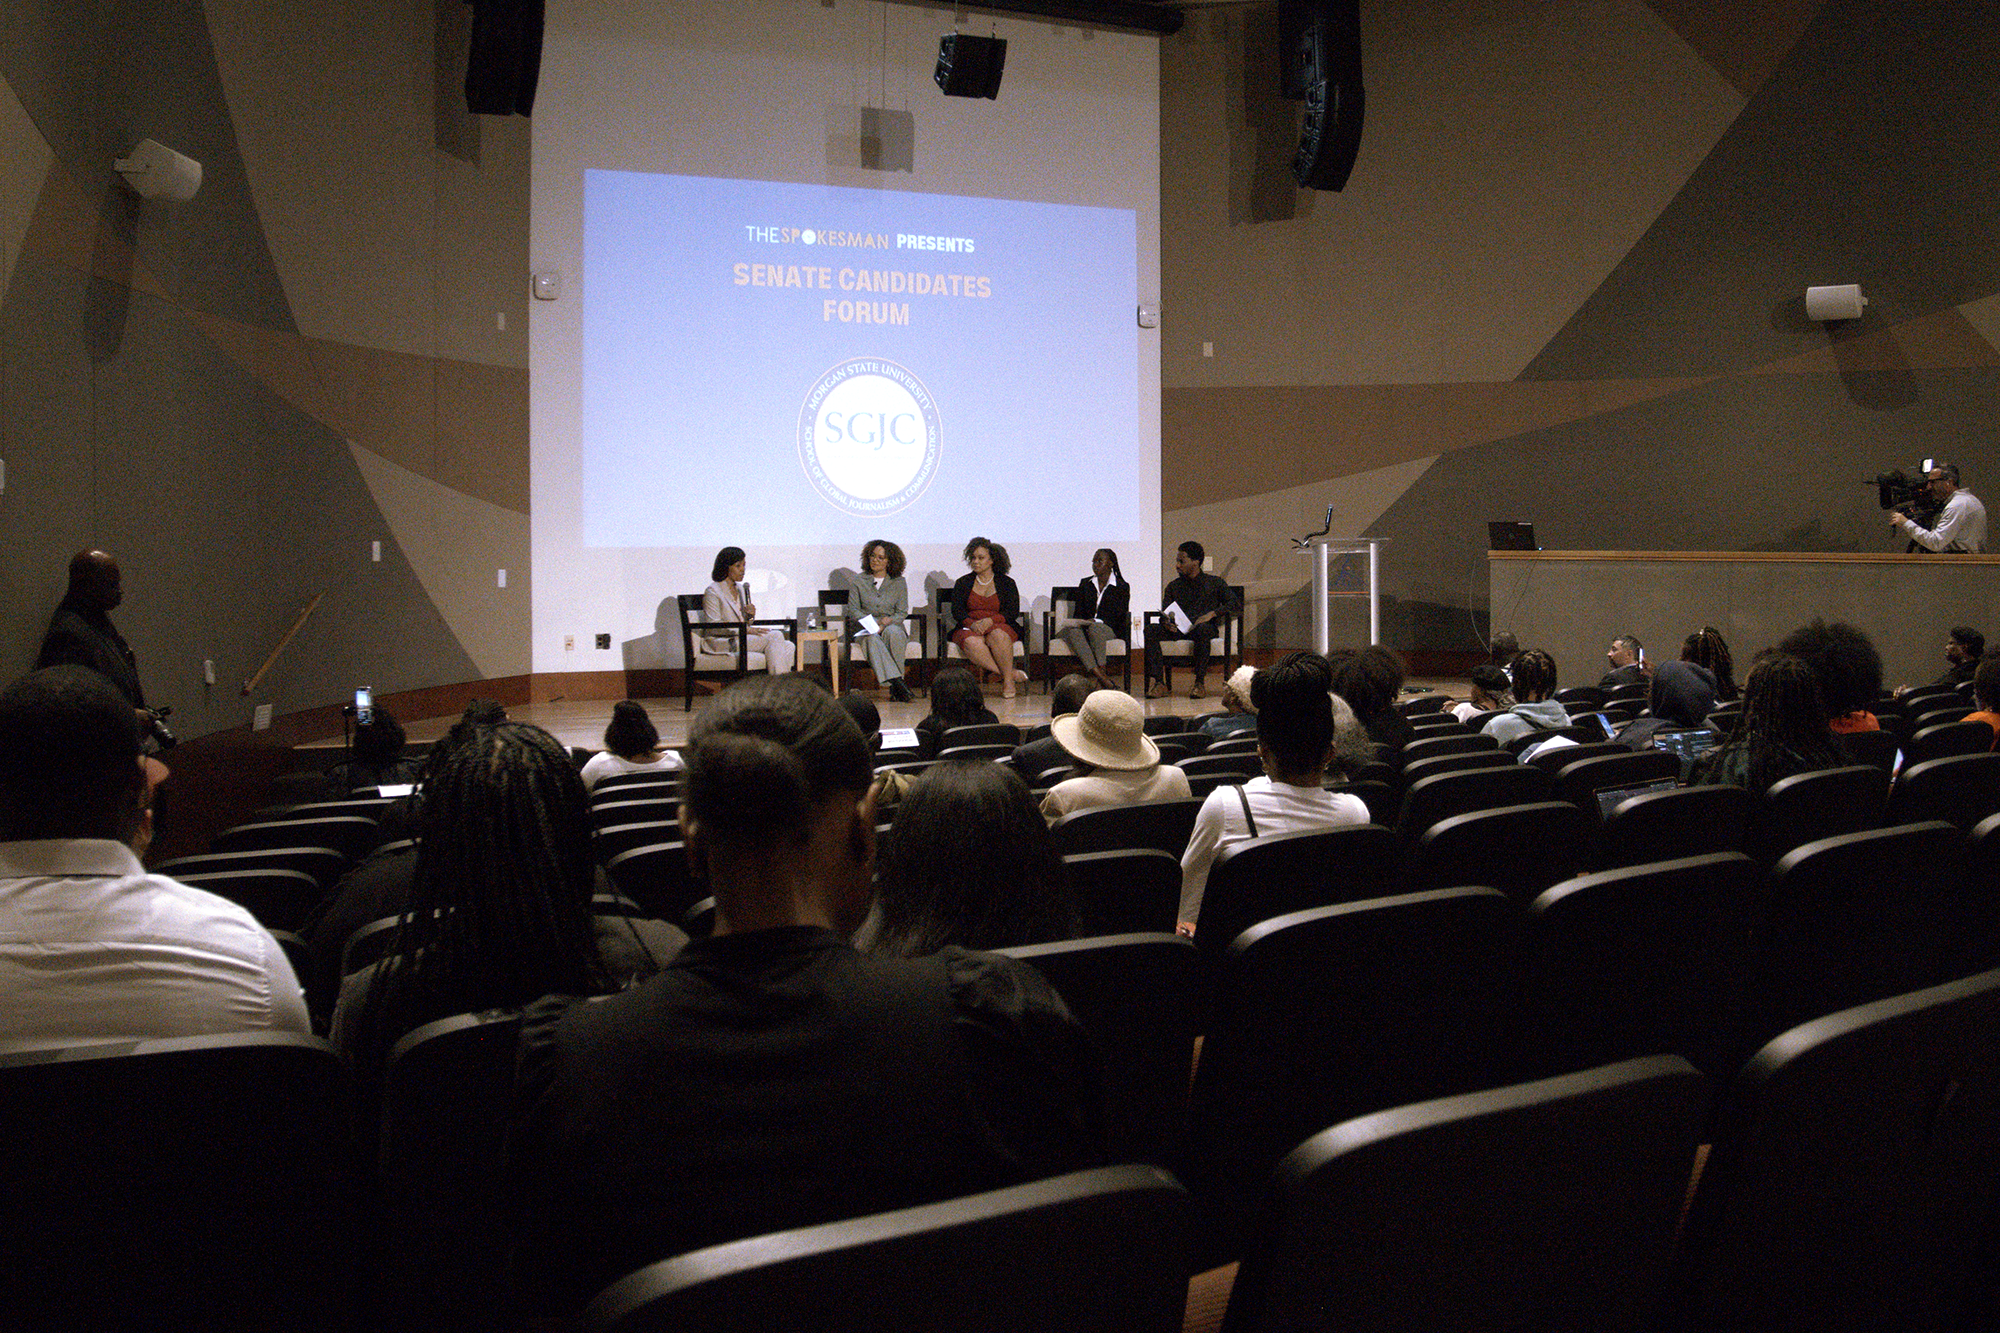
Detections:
818,587,928,692
676,592,798,711
932,588,1030,688
1042,591,1133,693
1142,584,1243,695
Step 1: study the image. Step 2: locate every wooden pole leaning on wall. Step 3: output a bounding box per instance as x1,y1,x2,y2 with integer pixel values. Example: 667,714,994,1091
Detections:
242,591,326,696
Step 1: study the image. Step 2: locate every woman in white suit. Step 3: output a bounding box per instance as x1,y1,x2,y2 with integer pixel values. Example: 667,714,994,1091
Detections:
703,546,795,674
845,539,914,702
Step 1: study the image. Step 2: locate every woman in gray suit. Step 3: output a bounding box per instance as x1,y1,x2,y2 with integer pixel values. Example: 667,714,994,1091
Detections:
845,539,914,702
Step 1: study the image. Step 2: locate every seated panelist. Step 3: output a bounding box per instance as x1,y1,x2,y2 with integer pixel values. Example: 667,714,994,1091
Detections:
843,539,913,704
949,537,1029,700
703,546,795,674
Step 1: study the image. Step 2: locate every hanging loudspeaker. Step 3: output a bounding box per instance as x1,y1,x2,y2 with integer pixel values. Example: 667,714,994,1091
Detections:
935,33,1007,100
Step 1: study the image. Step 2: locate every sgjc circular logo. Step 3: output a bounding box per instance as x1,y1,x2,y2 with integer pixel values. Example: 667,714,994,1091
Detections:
798,358,941,517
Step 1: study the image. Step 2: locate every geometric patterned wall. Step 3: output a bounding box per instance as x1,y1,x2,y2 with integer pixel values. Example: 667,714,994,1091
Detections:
1161,0,2000,658
0,0,528,736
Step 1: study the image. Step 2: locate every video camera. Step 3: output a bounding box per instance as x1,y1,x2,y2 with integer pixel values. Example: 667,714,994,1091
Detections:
145,704,177,751
1870,461,1942,526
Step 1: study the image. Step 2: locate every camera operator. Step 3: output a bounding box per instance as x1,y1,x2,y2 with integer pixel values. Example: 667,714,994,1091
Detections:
1889,464,1986,553
35,550,172,749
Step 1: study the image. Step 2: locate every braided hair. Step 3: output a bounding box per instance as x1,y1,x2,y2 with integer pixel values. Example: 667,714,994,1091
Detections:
1683,626,1738,702
1696,653,1846,794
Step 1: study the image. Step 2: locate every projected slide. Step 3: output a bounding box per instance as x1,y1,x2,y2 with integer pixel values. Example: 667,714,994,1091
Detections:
581,171,1140,548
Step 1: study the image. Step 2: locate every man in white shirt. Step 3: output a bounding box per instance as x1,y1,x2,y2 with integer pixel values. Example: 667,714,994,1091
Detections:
0,666,310,1053
1891,463,1987,553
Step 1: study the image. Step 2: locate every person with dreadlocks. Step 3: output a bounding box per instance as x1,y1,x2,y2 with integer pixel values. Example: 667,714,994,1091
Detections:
1690,653,1848,795
330,722,679,1076
507,675,1103,1314
1683,626,1738,703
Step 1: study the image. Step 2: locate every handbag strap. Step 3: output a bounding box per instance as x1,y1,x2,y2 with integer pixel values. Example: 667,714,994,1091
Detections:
1235,783,1257,838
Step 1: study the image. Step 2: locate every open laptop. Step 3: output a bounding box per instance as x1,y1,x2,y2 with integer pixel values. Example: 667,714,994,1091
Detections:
1487,521,1538,551
1593,777,1680,821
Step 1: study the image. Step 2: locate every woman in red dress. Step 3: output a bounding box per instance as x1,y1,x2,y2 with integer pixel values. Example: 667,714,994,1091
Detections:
948,537,1029,700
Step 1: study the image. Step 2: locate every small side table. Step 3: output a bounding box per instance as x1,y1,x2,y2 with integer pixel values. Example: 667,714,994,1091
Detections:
797,628,842,694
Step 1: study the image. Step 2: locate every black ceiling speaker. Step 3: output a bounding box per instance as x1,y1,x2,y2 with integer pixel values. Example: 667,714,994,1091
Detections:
935,33,1008,99
1290,0,1364,190
465,0,544,117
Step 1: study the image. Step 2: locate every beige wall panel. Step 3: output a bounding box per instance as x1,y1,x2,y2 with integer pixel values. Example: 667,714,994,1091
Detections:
1164,455,1438,636
0,74,53,301
181,307,339,426
347,441,529,678
15,162,168,302
1751,308,2000,377
1959,292,2000,358
1642,0,1825,96
435,357,529,514
205,0,527,368
1163,376,1705,509
1161,0,1743,389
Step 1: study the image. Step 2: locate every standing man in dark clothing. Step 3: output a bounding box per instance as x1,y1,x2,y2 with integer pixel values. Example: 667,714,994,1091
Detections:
1146,541,1239,699
36,551,150,725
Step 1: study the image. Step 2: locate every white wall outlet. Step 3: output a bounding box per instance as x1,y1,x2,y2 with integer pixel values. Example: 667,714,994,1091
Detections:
202,659,215,685
371,540,381,562
564,635,575,650
497,568,507,588
1202,341,1213,357
252,703,272,731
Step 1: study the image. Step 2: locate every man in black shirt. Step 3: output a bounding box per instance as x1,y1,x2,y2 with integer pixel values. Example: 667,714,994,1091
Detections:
36,550,150,725
1146,541,1238,699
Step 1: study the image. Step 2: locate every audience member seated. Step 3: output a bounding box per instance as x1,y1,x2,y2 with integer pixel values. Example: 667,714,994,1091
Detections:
836,690,912,812
330,723,682,1076
1197,665,1261,740
1489,630,1521,681
1779,618,1884,733
1648,657,1718,728
580,699,682,792
1450,664,1514,724
1480,650,1570,747
1690,653,1849,795
1179,652,1369,930
1012,673,1097,778
324,706,422,793
1600,635,1645,689
1895,625,1984,696
914,666,999,761
1039,690,1193,822
1328,645,1417,749
866,760,1080,956
1683,625,1738,702
1328,691,1378,779
507,675,1104,1314
1963,657,2000,747
0,666,309,1052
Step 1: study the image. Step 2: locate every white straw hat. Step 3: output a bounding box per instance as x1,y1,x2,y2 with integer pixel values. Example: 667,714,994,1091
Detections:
1051,690,1159,771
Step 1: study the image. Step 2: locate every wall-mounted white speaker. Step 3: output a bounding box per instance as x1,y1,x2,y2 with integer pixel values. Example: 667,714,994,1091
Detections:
1805,283,1868,322
113,139,203,201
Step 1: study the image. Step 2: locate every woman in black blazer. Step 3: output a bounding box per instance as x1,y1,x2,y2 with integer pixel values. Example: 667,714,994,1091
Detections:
1056,548,1129,689
947,537,1029,699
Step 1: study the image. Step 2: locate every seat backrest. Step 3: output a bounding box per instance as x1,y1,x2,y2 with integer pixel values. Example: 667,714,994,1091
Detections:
1552,751,1680,812
1325,779,1396,826
1396,732,1499,769
1226,1055,1707,1333
1521,853,1760,1081
156,844,350,890
1399,749,1517,785
1527,739,1625,773
1837,726,1900,771
0,1033,357,1331
1404,801,1592,901
1198,824,1402,963
379,1010,525,1328
940,722,1022,748
169,866,324,934
1183,887,1521,1268
1205,733,1262,756
1740,821,1967,1060
1177,751,1263,779
1061,848,1182,936
1961,812,2000,978
584,1165,1191,1333
1405,714,1468,735
1553,685,1607,708
935,743,1014,762
1887,751,2000,829
1395,765,1555,839
1000,934,1201,1167
1750,764,1887,862
212,813,381,860
1905,718,1994,766
341,910,420,977
1396,692,1448,716
1676,969,2000,1333
1588,783,1751,871
1049,798,1204,858
603,841,702,922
